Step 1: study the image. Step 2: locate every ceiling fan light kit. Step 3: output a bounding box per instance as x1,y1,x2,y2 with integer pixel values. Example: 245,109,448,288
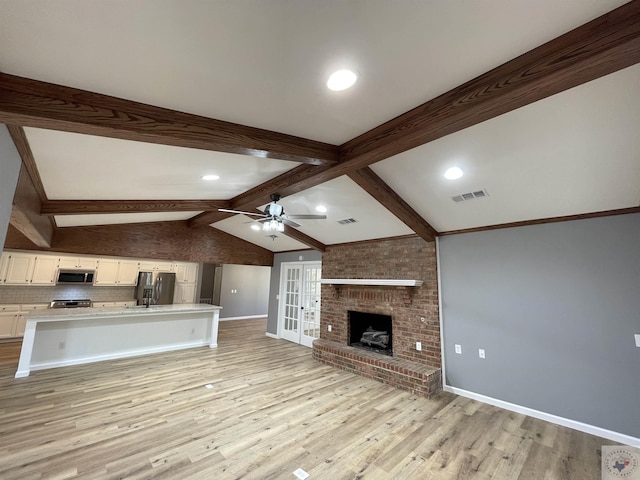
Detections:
218,193,326,239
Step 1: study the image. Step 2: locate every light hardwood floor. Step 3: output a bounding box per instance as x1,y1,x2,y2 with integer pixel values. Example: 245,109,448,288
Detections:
0,319,610,479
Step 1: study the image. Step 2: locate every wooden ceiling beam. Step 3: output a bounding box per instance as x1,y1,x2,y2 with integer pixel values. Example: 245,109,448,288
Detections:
41,199,232,215
339,0,640,166
282,225,326,252
11,165,53,248
0,73,339,166
348,168,437,242
6,125,48,203
190,1,640,225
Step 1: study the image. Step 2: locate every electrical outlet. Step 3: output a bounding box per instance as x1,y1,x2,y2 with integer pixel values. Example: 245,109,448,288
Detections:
420,317,426,323
191,328,195,334
479,349,485,359
328,325,332,332
58,341,65,350
416,342,422,351
454,344,462,354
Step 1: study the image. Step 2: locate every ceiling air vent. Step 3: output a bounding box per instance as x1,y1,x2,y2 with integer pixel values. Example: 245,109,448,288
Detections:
452,189,489,203
337,218,358,225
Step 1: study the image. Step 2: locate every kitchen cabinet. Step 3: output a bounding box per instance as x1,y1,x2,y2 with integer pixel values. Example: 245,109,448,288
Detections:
29,256,59,285
15,304,48,337
2,252,35,285
58,256,97,270
0,312,18,339
95,259,139,286
0,253,9,282
174,262,198,283
174,283,197,304
138,261,174,273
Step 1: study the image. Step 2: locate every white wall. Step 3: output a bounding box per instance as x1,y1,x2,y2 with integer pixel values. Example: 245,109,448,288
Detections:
0,125,22,248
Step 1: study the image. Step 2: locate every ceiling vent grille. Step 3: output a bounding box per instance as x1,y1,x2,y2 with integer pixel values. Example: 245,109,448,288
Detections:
337,218,358,225
452,189,489,203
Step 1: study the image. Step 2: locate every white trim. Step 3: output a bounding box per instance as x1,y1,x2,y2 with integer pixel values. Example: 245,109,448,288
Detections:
435,237,446,389
265,332,279,339
219,315,267,321
320,278,423,286
444,385,640,446
29,341,209,372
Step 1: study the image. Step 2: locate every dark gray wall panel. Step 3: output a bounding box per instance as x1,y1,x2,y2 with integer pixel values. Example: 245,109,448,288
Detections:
439,213,640,438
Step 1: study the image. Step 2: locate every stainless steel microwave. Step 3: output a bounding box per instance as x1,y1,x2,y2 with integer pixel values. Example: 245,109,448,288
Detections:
56,270,95,285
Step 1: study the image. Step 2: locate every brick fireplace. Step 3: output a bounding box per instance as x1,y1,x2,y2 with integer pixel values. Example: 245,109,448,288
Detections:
312,236,442,398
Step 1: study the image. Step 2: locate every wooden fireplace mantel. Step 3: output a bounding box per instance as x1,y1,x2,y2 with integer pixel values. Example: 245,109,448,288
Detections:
320,279,423,287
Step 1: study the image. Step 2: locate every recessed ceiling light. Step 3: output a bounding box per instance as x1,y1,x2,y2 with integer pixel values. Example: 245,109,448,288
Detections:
327,69,357,91
201,174,220,181
444,167,464,180
315,205,327,213
250,224,261,231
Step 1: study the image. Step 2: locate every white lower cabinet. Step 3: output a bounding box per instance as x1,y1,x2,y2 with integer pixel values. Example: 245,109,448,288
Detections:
0,312,19,339
174,283,197,304
0,304,46,339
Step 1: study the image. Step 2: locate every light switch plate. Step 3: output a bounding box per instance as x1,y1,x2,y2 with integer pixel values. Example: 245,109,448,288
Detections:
479,349,485,359
635,334,640,348
328,325,332,332
454,344,462,354
416,342,422,351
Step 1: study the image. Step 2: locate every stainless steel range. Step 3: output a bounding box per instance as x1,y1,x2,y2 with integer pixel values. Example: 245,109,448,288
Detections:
49,299,93,309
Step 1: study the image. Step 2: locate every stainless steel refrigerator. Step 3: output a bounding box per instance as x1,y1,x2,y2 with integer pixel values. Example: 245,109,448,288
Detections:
136,272,176,305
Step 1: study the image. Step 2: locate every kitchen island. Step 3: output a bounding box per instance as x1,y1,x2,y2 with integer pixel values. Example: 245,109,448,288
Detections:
15,303,221,378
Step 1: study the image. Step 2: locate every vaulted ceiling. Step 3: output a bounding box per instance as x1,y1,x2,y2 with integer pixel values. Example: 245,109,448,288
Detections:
1,0,639,252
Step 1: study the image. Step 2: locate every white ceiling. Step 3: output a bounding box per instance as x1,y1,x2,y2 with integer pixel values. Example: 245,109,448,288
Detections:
1,1,638,252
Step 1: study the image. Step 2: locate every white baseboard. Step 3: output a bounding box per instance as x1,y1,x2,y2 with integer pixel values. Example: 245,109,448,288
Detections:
219,315,267,321
265,332,279,339
444,385,640,446
29,341,208,372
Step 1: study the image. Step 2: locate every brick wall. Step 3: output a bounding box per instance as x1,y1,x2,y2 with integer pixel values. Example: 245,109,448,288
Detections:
320,236,440,368
4,221,273,266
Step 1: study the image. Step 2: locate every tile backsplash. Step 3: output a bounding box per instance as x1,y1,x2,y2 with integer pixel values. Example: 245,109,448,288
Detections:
0,285,136,305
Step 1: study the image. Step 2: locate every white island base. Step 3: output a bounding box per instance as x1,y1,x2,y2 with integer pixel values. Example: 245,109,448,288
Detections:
16,304,222,378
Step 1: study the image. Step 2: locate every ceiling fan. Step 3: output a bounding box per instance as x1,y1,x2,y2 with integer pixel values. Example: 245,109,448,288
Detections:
219,193,326,232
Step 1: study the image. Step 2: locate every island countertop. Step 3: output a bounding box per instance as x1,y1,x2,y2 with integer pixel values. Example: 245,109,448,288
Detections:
25,303,222,322
16,303,222,378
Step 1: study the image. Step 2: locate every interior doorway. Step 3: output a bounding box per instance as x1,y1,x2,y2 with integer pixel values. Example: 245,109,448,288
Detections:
278,261,322,347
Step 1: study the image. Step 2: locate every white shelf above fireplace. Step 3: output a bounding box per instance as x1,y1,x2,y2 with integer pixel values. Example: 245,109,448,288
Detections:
320,279,423,287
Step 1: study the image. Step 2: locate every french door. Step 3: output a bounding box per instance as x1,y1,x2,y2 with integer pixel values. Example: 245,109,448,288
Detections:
279,262,322,347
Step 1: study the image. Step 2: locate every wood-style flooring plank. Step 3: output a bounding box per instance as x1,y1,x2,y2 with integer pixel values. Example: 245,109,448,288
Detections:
0,319,614,479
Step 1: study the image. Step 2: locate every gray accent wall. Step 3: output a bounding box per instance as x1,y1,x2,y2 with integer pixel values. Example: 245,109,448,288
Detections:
439,213,640,438
0,125,22,249
267,250,323,335
218,264,271,319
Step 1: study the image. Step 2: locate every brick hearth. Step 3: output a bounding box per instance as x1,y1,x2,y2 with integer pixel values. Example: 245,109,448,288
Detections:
313,236,442,398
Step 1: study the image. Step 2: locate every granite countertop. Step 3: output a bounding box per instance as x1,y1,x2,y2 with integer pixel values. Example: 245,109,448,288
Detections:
25,303,222,321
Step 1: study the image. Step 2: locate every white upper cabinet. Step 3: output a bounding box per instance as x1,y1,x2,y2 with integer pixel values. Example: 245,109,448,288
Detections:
138,261,173,272
58,256,98,270
117,260,140,286
3,253,36,285
174,262,198,284
30,256,59,285
95,259,139,286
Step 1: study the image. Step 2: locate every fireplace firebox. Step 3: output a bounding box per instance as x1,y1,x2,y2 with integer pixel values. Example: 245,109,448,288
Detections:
348,310,393,356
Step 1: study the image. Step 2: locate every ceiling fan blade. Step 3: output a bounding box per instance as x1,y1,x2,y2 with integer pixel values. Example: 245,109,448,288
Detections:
281,218,301,228
218,208,267,217
284,214,327,220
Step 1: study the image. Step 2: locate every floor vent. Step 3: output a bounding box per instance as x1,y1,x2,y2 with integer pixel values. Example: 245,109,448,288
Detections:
452,189,489,203
337,218,358,225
